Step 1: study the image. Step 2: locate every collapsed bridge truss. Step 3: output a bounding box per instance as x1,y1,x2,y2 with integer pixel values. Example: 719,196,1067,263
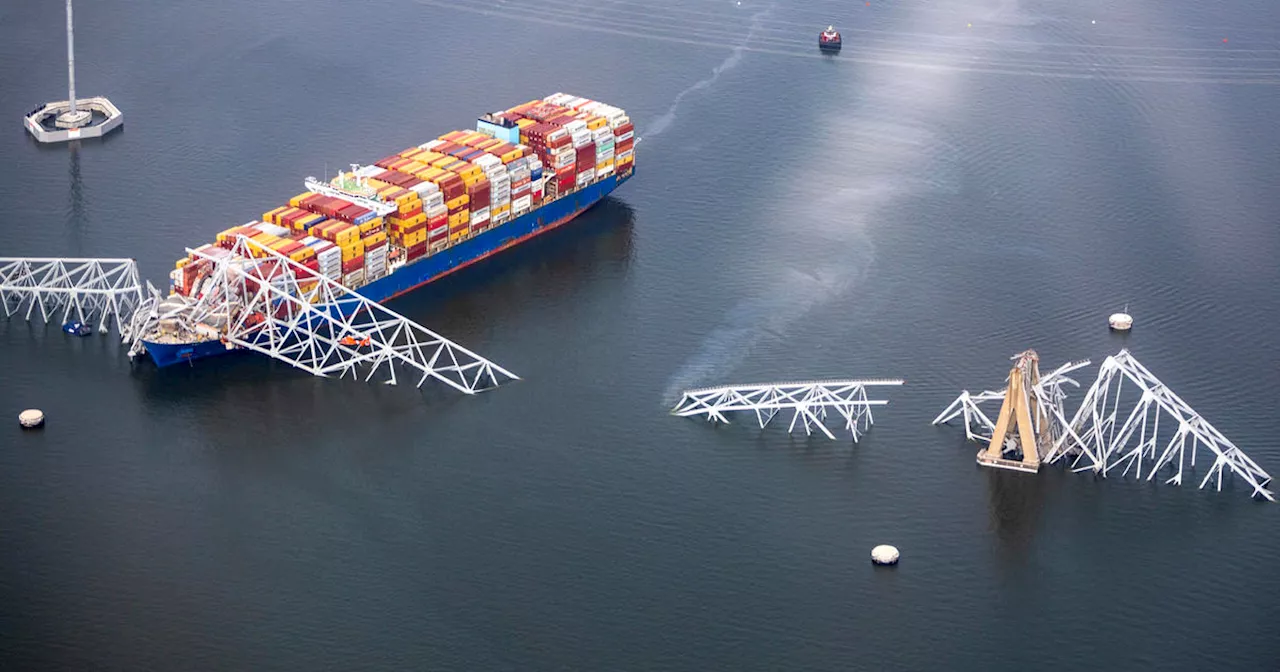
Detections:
672,379,905,441
935,350,1273,501
0,256,145,333
121,235,519,394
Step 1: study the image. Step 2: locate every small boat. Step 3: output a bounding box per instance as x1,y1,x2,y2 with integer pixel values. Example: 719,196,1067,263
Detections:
62,320,92,337
819,25,842,52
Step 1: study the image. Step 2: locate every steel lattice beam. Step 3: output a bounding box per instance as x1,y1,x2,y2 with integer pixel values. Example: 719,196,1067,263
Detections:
672,379,904,441
124,236,518,395
1048,350,1273,501
0,257,144,334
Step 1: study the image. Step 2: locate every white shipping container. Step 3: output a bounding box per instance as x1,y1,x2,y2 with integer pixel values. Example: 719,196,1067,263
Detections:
253,222,291,237
566,120,588,134
418,140,445,151
513,195,532,211
344,269,365,286
614,130,634,143
596,166,614,179
473,154,502,170
426,204,448,219
409,181,439,195
472,208,491,225
616,149,634,161
592,127,612,141
576,171,592,187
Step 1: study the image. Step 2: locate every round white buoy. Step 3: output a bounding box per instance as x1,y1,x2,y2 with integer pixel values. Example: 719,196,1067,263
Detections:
18,409,45,429
1108,312,1133,331
871,544,900,566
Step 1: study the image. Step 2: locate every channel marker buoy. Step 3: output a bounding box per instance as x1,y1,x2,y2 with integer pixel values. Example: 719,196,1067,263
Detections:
1109,310,1133,331
871,544,899,566
19,409,45,429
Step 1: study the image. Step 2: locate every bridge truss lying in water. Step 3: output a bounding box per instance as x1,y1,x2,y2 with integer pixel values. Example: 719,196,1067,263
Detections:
935,349,1274,501
672,379,905,441
0,256,145,334
0,244,518,397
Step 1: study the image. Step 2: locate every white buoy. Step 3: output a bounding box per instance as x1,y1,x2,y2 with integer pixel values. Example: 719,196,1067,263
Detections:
19,409,45,429
1109,312,1133,331
871,544,899,566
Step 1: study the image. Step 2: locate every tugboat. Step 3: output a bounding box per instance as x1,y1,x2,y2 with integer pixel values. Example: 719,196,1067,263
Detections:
819,25,842,52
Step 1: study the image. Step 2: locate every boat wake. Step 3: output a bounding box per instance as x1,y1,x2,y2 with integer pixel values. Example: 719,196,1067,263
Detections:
644,3,774,140
663,0,1029,402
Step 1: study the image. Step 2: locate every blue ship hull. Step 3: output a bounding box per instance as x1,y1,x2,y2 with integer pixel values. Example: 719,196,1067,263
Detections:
142,170,632,368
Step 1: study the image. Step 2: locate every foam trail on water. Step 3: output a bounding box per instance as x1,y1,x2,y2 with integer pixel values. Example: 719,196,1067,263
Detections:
644,3,774,139
664,0,1029,403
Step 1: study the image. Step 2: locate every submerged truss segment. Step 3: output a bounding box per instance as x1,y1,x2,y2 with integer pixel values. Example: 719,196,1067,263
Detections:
127,236,518,394
672,379,904,441
1049,350,1273,501
0,257,145,333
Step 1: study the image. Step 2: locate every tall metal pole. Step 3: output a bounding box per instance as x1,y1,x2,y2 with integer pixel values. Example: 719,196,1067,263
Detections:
66,0,77,116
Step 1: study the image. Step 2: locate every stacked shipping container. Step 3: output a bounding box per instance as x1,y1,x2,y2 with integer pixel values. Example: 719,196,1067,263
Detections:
168,94,633,299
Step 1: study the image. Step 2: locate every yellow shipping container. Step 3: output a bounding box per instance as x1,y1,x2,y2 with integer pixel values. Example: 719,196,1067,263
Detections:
340,241,365,262
429,155,455,169
262,206,289,225
586,117,606,131
399,147,424,160
417,150,445,164
515,118,535,130
455,164,482,181
298,213,325,229
175,258,189,270
288,192,313,208
289,249,311,263
364,230,387,246
446,194,469,210
500,149,523,164
449,230,469,243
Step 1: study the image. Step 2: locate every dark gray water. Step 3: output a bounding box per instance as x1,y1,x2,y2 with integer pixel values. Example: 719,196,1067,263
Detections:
3,0,1279,669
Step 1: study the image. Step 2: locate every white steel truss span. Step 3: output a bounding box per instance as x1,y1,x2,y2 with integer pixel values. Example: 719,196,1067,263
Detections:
932,358,1093,448
671,379,905,441
0,257,145,334
1047,350,1273,501
130,236,518,394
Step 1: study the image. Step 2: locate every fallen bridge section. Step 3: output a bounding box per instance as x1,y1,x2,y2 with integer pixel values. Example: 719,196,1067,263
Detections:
0,257,144,333
126,235,519,395
672,379,905,441
1048,350,1273,501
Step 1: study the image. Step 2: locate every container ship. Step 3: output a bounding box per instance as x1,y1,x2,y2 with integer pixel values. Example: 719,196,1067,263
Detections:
141,93,635,367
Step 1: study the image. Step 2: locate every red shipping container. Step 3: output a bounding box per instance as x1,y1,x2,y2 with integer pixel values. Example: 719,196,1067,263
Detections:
277,241,305,257
342,256,364,274
407,242,428,260
337,204,366,223
439,176,465,201
363,237,387,251
304,257,321,273
426,215,447,233
466,179,491,210
374,155,401,169
615,138,634,154
575,144,596,166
